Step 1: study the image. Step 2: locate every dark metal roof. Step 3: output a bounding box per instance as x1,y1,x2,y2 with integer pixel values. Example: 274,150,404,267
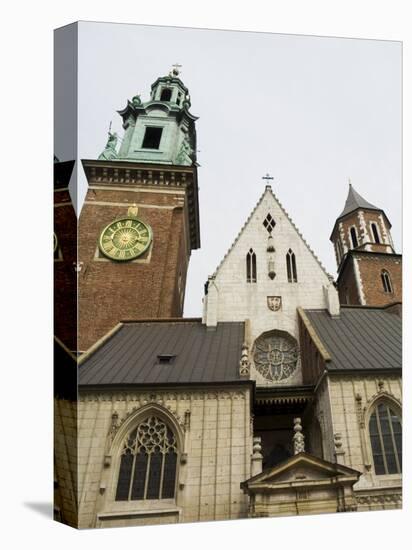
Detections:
304,307,402,371
338,184,380,219
79,320,245,386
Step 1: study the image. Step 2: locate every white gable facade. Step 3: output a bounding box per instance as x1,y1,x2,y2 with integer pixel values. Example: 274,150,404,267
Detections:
203,185,339,387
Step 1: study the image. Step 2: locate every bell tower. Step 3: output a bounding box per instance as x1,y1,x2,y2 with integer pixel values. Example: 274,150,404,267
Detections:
78,67,200,352
330,182,401,306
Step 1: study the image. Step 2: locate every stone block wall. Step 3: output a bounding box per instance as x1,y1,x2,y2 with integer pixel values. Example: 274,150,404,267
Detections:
54,398,78,527
327,374,402,510
76,386,252,528
204,188,334,388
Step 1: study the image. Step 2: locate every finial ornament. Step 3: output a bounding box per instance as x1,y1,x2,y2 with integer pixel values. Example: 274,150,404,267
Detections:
170,63,182,77
348,177,352,187
262,173,274,183
293,417,305,454
239,343,250,377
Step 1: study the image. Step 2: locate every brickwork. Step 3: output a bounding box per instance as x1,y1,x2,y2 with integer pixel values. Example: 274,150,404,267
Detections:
331,208,394,260
78,181,191,351
356,253,402,306
54,191,77,351
75,388,252,528
331,203,402,307
337,255,362,305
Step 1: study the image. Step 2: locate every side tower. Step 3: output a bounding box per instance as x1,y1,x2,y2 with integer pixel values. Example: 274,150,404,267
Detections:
330,183,401,306
78,67,200,351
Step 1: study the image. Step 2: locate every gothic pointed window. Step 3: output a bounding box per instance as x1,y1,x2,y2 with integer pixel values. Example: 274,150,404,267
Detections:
350,227,359,248
246,249,257,283
369,402,402,475
115,416,178,501
381,270,393,293
263,214,276,234
371,222,381,244
286,249,297,282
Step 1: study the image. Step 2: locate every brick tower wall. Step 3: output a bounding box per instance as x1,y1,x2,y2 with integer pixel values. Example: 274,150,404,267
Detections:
78,184,191,351
54,160,77,352
338,252,402,306
356,253,402,306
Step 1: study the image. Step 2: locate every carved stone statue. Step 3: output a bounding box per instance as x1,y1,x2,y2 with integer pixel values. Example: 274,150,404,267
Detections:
98,131,119,160
175,136,193,165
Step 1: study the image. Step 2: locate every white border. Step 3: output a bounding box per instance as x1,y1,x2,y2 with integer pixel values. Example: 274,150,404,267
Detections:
2,1,409,549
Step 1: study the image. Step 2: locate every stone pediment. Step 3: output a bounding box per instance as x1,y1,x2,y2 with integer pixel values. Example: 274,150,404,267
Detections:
241,453,361,516
242,452,360,492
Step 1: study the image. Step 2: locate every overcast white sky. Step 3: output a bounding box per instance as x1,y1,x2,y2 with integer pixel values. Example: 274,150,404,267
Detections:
70,22,401,317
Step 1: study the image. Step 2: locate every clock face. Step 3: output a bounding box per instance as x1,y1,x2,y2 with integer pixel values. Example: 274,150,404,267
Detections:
99,217,152,261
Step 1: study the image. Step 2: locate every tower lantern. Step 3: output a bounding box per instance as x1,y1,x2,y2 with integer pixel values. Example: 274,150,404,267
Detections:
100,66,198,167
77,69,201,352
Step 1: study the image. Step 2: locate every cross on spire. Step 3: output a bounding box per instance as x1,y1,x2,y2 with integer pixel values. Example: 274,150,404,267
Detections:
262,173,274,187
170,63,182,77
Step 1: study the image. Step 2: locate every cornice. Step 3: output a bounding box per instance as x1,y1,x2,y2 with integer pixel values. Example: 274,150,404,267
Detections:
82,159,200,250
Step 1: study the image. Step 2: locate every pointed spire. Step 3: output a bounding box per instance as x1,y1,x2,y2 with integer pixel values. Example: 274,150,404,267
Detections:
337,181,380,219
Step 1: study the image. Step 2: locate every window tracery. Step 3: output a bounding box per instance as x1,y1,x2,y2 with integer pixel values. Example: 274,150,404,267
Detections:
253,331,299,381
263,213,276,233
369,402,402,475
115,416,178,501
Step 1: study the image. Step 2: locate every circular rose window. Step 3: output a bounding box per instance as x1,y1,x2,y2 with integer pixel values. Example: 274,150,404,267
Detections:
253,331,299,381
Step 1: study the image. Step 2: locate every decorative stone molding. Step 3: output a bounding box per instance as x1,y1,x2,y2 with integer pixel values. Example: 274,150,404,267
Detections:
239,343,251,377
251,436,263,476
79,389,248,403
293,418,305,454
182,409,190,427
363,388,402,423
334,433,346,465
356,493,402,506
338,222,349,253
357,211,369,245
267,256,276,280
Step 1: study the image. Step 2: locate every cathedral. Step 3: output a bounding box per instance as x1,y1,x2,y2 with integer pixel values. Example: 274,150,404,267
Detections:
54,67,402,528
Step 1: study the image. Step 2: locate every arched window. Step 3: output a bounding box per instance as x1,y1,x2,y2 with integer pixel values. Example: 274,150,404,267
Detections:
160,88,172,101
115,416,178,501
369,402,402,475
371,222,381,244
286,249,297,282
246,248,257,283
350,227,358,248
381,270,393,293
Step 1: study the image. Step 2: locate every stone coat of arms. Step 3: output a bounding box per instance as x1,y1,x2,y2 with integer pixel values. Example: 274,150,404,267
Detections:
267,296,282,312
